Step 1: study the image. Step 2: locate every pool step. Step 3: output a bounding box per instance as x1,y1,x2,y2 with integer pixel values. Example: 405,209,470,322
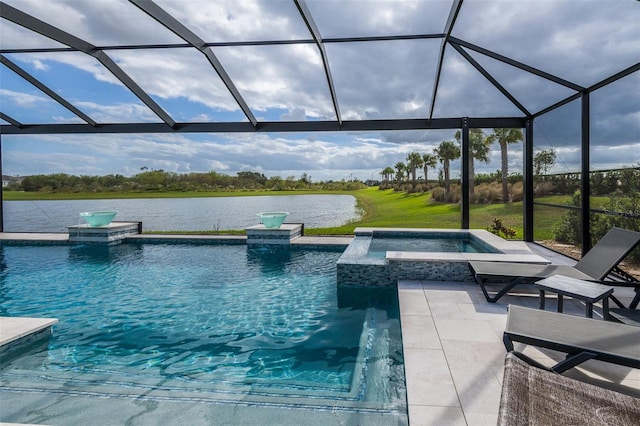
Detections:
0,317,58,366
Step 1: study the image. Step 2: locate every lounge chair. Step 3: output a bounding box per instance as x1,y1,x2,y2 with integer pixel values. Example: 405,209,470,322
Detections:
468,226,640,303
498,352,640,426
503,305,640,373
608,307,640,327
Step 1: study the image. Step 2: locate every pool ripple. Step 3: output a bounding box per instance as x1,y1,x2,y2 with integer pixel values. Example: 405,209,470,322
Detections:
0,244,406,425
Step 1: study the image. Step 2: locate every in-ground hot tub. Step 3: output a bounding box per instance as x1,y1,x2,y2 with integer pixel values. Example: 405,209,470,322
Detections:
257,212,289,229
79,211,118,227
337,228,550,287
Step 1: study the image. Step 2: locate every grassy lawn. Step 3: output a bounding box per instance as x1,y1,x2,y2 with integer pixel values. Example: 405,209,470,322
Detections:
308,188,571,238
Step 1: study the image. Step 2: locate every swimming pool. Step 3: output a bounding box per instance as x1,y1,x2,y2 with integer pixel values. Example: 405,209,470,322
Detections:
0,243,406,425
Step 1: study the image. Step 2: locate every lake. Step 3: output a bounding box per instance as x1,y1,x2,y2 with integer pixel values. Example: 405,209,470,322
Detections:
2,195,361,232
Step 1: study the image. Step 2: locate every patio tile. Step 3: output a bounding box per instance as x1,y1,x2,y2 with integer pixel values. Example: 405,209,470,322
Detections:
398,289,430,315
422,289,486,305
400,314,441,349
433,318,499,342
403,348,460,407
440,340,505,373
426,302,463,320
400,274,640,425
397,280,425,290
449,368,501,421
420,281,477,292
408,405,467,426
456,302,508,319
464,412,503,426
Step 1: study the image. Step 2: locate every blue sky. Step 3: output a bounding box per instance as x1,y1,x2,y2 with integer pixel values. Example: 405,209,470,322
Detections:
1,0,639,181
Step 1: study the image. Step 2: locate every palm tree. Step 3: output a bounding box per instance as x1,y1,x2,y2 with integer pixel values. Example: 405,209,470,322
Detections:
406,152,424,190
487,128,523,203
381,166,395,182
394,161,406,184
422,153,437,184
455,129,491,197
434,140,460,193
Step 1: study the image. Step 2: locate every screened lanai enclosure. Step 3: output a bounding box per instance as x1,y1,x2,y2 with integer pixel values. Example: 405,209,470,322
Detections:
1,0,639,254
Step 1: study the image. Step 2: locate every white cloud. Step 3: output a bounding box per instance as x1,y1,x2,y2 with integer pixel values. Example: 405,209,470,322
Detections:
1,0,638,180
0,89,50,107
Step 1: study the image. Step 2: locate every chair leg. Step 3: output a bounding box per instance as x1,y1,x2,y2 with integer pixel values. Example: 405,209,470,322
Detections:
551,351,598,374
503,333,514,352
477,276,526,303
610,288,640,309
630,289,640,309
609,294,627,309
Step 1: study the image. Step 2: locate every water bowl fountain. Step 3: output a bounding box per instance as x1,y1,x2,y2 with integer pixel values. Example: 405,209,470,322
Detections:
256,212,289,229
79,211,118,227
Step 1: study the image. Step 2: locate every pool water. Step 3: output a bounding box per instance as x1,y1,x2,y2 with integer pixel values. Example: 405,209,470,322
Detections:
367,236,500,258
0,243,406,425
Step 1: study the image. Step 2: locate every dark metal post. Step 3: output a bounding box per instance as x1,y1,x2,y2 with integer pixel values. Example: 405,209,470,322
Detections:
581,92,591,254
0,134,3,232
524,118,534,241
461,118,470,229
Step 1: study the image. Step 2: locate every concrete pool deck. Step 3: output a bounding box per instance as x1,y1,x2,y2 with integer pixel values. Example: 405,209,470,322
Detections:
1,233,638,425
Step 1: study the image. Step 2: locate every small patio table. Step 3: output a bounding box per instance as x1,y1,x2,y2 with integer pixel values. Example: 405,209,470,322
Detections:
534,274,614,319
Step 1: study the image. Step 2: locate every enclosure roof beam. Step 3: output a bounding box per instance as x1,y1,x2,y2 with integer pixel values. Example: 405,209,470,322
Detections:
0,117,526,135
429,0,463,122
533,62,640,118
294,0,342,126
450,43,531,117
0,112,22,128
448,37,585,91
533,92,582,118
0,33,445,55
588,62,639,93
0,1,176,128
129,0,258,127
1,54,97,126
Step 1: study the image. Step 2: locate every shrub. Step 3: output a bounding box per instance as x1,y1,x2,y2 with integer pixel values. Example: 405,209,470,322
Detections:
534,181,556,197
510,181,523,202
431,185,461,203
473,182,502,204
487,218,517,239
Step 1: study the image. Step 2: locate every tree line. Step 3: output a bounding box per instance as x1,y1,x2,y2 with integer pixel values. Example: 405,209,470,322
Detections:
380,128,561,203
3,170,367,193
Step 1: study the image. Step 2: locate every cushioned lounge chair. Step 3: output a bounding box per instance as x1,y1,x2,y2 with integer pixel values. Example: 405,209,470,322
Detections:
503,305,640,373
468,226,640,303
498,352,640,426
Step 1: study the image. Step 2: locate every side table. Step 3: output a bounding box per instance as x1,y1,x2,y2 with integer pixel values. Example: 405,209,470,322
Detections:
534,274,614,319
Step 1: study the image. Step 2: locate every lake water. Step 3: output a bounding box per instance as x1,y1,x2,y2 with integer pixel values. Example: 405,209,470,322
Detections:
2,195,361,232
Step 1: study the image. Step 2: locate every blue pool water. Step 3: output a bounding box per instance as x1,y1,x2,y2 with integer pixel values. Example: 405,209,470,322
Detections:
0,243,406,425
367,236,500,258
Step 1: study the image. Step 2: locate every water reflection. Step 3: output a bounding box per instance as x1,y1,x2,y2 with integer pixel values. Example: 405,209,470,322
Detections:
3,195,360,232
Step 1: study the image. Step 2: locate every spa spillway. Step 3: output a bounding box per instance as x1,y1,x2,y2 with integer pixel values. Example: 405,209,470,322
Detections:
257,212,289,229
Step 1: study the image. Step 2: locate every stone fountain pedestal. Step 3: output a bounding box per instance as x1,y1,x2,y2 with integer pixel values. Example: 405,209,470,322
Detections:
67,222,141,244
246,223,303,245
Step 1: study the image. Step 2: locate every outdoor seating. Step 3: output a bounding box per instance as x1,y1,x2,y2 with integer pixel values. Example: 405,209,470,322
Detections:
609,308,640,327
498,352,640,426
503,305,640,373
468,226,640,303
